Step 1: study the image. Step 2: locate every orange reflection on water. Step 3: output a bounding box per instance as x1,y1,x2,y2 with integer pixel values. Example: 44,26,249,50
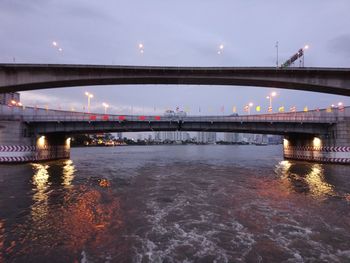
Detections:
56,187,124,260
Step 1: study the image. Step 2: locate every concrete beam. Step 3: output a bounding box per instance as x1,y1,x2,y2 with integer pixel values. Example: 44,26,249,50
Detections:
1,64,350,96
28,120,332,136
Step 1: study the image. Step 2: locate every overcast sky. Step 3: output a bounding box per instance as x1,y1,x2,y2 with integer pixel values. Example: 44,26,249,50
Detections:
1,0,350,115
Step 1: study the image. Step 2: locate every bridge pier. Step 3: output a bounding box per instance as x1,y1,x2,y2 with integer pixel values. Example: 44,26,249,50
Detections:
284,120,350,164
0,120,70,163
36,133,71,161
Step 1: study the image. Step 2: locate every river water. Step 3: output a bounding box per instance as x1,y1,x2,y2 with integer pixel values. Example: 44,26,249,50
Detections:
0,145,350,262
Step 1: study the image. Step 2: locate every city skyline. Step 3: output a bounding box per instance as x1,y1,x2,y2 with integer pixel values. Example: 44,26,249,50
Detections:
1,0,350,114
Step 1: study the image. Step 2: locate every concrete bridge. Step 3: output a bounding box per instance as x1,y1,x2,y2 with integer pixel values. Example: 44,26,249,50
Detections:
1,64,350,95
0,104,350,164
1,63,350,164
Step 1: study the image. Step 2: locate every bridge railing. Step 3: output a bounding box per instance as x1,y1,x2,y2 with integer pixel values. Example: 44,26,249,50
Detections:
0,113,340,123
0,104,347,123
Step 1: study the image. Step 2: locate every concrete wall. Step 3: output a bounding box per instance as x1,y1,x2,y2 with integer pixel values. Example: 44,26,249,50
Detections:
0,120,35,162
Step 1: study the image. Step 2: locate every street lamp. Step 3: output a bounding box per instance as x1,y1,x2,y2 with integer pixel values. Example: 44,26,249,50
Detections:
302,44,309,67
85,92,94,113
218,44,224,55
138,43,144,54
266,91,277,112
248,102,253,115
102,102,109,114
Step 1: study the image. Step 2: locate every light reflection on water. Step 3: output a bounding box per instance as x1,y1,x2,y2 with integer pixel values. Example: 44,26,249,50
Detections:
62,160,75,188
275,160,337,199
31,164,50,222
1,146,350,262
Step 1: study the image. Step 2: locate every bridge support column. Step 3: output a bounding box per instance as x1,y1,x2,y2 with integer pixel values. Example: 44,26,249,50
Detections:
36,133,71,161
0,120,70,163
284,121,350,164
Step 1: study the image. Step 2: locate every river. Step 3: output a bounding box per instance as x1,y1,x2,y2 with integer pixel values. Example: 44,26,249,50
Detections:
0,145,350,262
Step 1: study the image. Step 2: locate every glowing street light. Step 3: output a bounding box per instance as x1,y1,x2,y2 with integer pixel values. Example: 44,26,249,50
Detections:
102,102,109,114
52,41,63,53
217,44,224,55
266,91,277,112
138,43,144,54
302,44,309,67
85,92,94,113
248,102,253,115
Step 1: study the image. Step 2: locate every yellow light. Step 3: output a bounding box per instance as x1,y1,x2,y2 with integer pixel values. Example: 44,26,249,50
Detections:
283,138,289,148
63,160,75,187
11,100,16,105
38,136,46,147
66,137,71,147
313,137,322,147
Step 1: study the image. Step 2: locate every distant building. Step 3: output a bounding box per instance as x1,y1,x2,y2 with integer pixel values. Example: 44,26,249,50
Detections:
0,92,20,105
117,132,123,139
224,133,241,143
197,132,216,144
155,110,189,142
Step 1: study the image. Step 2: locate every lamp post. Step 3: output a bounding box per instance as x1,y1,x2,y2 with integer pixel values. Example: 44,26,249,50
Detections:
302,44,309,67
248,102,253,115
275,41,279,68
85,92,94,113
218,44,224,55
102,102,109,114
138,43,144,54
266,91,277,112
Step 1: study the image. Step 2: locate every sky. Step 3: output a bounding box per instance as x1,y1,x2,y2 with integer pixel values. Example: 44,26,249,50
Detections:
1,0,350,116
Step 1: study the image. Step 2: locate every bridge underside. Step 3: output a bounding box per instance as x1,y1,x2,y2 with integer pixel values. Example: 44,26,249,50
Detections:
1,64,350,96
28,121,332,136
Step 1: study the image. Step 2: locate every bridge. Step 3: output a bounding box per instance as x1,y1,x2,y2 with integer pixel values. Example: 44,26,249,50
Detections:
0,63,350,164
1,64,350,95
0,104,349,163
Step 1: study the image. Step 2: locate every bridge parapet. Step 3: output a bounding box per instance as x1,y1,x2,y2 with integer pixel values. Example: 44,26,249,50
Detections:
0,104,347,124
